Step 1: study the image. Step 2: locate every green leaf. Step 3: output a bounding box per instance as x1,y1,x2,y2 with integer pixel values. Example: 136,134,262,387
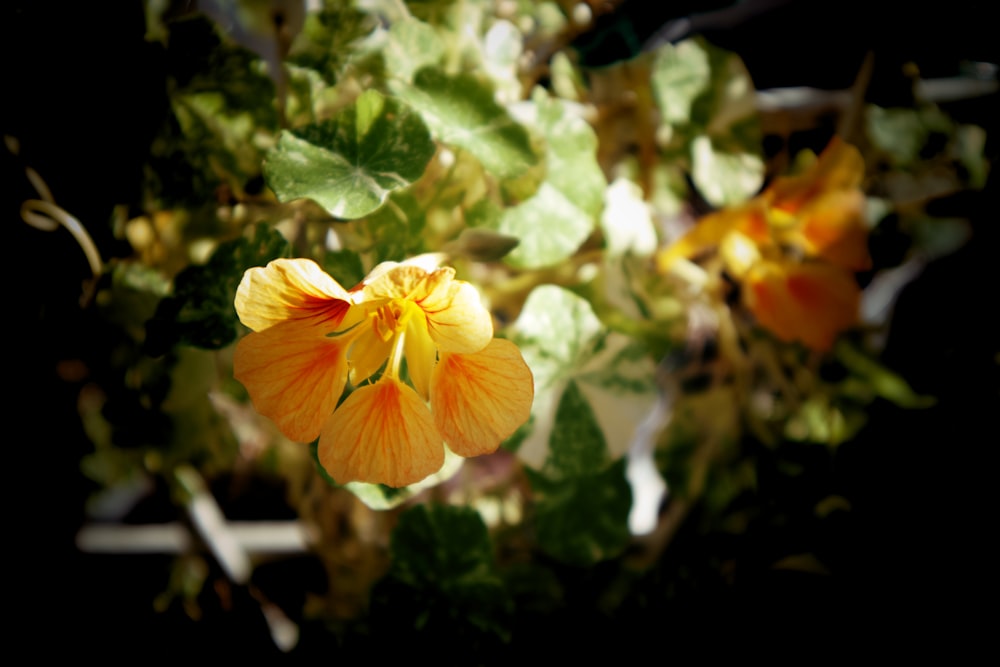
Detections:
866,105,946,167
382,17,446,82
150,15,279,204
497,90,607,269
651,38,711,126
546,380,608,478
368,504,512,648
144,223,289,356
525,459,632,566
285,3,377,84
263,89,436,219
497,182,595,269
321,248,365,289
689,134,765,207
529,88,606,216
651,38,763,206
388,504,495,583
392,67,538,179
511,286,658,471
835,340,936,409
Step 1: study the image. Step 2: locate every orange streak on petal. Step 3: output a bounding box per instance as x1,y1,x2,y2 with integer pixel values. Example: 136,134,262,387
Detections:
431,338,534,457
797,190,871,271
745,260,860,351
236,258,351,333
318,379,444,488
233,321,349,442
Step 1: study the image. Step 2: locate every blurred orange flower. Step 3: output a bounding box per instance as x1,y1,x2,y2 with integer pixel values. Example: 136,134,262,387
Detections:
233,257,534,487
657,137,870,350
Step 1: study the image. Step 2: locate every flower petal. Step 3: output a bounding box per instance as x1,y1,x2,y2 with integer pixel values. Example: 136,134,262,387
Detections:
795,190,871,271
318,378,444,487
347,320,394,386
233,321,350,442
361,265,493,353
430,338,534,457
404,310,436,399
656,201,769,272
236,258,351,333
766,137,864,214
744,260,861,351
417,270,493,353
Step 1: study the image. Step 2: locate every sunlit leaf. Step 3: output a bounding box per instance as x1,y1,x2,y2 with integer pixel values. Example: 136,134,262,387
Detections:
651,38,711,126
498,90,606,269
497,183,594,269
690,135,765,207
382,17,446,82
392,67,539,179
651,37,764,206
511,286,658,472
263,89,436,219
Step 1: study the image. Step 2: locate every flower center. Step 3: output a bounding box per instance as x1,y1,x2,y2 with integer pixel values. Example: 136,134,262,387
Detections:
370,299,419,380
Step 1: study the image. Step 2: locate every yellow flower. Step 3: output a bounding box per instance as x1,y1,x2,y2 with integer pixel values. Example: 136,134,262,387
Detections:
656,137,870,350
233,256,534,488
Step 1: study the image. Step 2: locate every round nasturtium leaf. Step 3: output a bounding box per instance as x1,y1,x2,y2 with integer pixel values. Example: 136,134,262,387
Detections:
392,67,538,179
263,89,436,219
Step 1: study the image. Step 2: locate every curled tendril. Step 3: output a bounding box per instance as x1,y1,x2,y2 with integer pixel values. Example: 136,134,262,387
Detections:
15,151,103,307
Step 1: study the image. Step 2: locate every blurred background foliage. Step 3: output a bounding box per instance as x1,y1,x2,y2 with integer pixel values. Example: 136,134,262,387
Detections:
5,0,999,660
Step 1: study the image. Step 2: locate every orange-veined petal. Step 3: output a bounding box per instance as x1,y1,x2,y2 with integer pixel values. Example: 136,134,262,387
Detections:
793,189,871,271
235,258,351,333
318,378,444,487
430,338,534,457
744,259,861,351
362,264,493,353
765,136,864,215
233,320,350,442
420,276,493,353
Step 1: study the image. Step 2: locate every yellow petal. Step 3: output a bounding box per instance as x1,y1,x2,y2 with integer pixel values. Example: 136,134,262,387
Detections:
430,338,534,457
318,378,444,487
347,322,394,386
744,260,860,351
656,201,770,272
418,271,493,353
233,321,350,442
404,310,436,399
766,137,864,215
358,264,425,301
235,258,351,333
362,265,493,353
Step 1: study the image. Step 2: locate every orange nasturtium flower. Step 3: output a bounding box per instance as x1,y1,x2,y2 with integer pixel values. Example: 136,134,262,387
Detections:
657,137,871,351
233,256,534,488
